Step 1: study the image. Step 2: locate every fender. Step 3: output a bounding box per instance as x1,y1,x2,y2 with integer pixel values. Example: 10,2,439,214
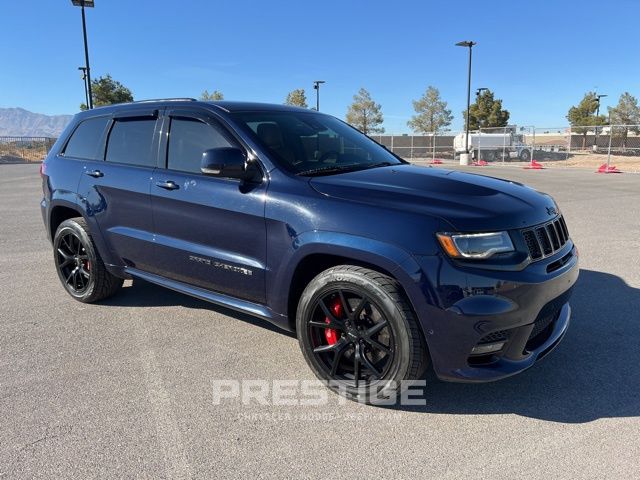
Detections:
268,230,440,339
47,196,122,271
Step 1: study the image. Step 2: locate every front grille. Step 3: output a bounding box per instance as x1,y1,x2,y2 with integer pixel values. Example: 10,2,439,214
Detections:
522,215,570,261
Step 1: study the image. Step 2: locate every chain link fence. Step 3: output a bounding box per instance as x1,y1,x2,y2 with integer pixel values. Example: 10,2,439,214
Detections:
369,133,456,161
372,125,640,172
2,128,640,171
0,137,56,163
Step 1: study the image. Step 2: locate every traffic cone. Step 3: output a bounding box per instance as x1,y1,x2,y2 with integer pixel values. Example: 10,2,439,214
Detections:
596,163,622,173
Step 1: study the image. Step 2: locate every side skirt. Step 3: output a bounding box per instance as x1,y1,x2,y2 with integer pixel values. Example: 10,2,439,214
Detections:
126,267,289,329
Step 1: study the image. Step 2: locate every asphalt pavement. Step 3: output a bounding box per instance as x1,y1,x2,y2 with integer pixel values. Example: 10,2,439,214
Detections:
1,163,639,479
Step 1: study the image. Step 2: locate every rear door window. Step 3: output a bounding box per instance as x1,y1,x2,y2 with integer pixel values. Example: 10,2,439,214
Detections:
63,117,110,160
167,117,233,174
105,118,157,167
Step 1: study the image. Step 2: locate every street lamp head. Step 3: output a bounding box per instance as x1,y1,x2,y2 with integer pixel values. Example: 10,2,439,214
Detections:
476,87,488,95
313,80,326,89
455,41,476,48
71,0,95,6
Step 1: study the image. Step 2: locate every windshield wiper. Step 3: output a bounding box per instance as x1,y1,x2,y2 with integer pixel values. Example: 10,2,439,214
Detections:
361,161,393,170
296,163,366,177
296,161,394,177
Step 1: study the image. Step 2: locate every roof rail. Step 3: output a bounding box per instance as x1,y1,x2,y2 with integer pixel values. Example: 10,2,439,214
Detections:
129,98,197,104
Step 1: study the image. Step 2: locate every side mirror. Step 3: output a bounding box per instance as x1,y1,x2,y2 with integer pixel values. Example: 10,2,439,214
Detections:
201,147,247,179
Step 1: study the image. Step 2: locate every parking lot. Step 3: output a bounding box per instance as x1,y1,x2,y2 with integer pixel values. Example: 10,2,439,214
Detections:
1,163,639,479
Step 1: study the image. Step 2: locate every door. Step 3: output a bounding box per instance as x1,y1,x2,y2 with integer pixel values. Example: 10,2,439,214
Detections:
78,109,160,272
149,109,267,304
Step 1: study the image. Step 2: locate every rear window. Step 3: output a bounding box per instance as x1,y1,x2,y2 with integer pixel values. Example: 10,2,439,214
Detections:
63,117,110,160
105,118,156,167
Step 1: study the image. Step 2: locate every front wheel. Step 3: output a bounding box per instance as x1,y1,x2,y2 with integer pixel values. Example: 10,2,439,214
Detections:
53,217,123,303
520,149,531,162
296,265,428,403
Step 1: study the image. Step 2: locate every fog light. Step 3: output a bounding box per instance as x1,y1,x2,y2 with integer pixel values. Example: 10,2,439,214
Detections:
471,342,505,355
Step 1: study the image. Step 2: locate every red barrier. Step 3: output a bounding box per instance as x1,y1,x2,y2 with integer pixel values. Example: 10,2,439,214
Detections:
471,160,488,166
524,160,544,170
596,163,622,174
429,158,444,165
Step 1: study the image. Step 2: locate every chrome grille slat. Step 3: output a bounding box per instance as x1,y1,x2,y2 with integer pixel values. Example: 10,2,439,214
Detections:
521,215,570,261
546,224,560,250
553,220,565,244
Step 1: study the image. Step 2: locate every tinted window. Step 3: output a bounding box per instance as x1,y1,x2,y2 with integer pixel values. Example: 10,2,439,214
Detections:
105,118,156,167
230,112,402,175
63,117,110,160
167,117,233,173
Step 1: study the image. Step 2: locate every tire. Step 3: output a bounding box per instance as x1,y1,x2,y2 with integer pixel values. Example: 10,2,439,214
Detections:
296,265,428,403
519,149,531,162
53,217,123,303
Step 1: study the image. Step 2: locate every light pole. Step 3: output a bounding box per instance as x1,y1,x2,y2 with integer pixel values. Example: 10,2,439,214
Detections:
595,94,607,118
313,80,325,111
71,0,95,109
78,67,89,108
595,93,607,151
456,41,476,165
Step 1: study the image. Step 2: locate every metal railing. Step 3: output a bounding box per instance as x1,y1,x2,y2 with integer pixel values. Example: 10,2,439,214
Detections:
0,137,56,163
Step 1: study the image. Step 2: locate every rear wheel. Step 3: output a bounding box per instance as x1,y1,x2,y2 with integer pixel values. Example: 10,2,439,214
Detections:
296,265,428,403
53,217,123,303
520,149,531,162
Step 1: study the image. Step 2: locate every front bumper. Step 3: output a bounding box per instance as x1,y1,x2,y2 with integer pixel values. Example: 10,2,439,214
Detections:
412,241,579,382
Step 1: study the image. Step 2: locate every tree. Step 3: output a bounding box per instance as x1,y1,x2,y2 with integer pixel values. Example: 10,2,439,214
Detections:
608,92,640,150
463,89,510,130
200,89,224,101
80,74,133,110
284,89,308,108
566,91,607,148
345,88,384,135
408,86,453,159
408,86,453,134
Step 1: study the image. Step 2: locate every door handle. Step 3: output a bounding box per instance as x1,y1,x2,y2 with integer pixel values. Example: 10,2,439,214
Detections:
85,169,104,178
155,180,179,190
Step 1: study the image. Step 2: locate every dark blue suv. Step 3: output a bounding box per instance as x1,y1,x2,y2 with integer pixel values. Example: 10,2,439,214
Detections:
41,99,578,401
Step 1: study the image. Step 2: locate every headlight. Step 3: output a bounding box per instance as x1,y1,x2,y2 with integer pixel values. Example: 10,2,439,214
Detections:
436,231,514,259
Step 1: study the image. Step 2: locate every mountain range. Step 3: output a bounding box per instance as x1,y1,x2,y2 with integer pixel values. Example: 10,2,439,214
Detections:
0,107,72,138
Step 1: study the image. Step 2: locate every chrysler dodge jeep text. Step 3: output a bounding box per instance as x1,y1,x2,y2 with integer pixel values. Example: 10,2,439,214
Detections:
40,99,579,401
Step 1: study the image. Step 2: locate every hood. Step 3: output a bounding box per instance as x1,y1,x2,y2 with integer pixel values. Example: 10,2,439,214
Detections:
309,164,558,231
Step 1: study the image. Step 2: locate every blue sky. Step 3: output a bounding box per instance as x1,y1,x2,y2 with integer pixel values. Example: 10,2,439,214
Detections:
1,0,638,132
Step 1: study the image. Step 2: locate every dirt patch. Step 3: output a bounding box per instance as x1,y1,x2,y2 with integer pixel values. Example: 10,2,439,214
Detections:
542,152,640,172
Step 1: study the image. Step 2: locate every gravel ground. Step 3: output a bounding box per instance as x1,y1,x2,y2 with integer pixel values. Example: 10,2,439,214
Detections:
1,163,639,479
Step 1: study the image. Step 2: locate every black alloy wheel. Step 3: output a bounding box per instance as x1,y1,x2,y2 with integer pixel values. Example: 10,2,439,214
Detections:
56,231,92,294
296,265,428,403
307,289,395,388
53,217,123,302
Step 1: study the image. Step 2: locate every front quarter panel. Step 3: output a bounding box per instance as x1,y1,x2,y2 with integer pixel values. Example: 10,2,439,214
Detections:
263,170,445,318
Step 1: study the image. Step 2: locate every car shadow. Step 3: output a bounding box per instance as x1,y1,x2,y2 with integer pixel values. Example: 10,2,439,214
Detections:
397,268,640,423
101,269,639,423
100,278,294,337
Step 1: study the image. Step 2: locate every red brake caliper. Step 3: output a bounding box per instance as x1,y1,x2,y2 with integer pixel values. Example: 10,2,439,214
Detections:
324,299,342,345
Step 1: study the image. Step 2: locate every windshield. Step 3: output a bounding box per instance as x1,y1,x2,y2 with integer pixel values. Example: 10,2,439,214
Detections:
229,111,403,176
